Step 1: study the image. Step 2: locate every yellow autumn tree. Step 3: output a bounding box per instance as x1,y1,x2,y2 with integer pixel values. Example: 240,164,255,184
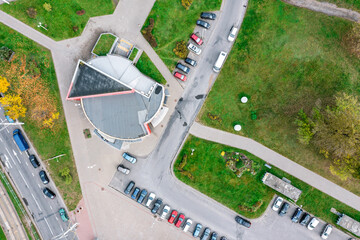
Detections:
0,76,10,93
42,112,59,129
0,94,26,119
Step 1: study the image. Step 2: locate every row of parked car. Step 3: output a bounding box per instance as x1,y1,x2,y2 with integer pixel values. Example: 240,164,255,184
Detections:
272,196,333,239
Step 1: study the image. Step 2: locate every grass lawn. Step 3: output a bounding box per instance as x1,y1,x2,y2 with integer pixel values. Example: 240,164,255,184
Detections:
0,0,115,40
142,0,222,71
92,34,116,56
0,23,81,210
175,136,360,226
318,0,360,11
199,0,360,196
0,225,6,240
129,48,138,61
136,52,167,85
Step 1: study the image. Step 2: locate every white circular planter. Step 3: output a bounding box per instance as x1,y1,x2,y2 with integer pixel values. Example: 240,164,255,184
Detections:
234,124,242,131
241,96,248,103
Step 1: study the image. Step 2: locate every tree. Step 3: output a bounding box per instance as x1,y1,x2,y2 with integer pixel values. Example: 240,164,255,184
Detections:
43,3,52,12
173,40,189,58
59,167,72,185
0,94,26,119
0,76,10,93
181,0,193,10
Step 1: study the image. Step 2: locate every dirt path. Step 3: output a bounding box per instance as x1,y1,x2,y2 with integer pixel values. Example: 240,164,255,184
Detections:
282,0,360,22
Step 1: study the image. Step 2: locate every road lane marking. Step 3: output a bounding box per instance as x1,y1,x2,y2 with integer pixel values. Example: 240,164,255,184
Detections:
31,173,34,177
25,161,28,166
31,193,42,211
49,205,52,210
5,148,17,166
12,139,16,145
55,216,59,221
38,184,41,188
12,149,21,164
3,155,12,169
18,171,28,188
44,217,54,235
0,137,2,142
6,128,9,133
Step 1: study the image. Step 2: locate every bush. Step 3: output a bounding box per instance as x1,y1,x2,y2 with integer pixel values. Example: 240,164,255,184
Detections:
178,154,188,170
43,3,52,12
26,7,37,19
295,109,315,145
0,46,14,61
142,18,157,48
238,200,263,212
59,167,73,185
173,40,189,59
181,0,193,10
76,9,86,16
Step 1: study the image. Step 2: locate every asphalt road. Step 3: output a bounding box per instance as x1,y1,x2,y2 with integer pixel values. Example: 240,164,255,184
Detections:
0,108,77,240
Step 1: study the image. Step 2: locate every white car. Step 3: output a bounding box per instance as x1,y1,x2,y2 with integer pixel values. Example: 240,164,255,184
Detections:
228,26,238,42
160,205,170,219
187,43,201,55
307,217,319,230
145,192,156,207
117,164,130,174
183,218,193,232
321,224,332,239
271,196,283,211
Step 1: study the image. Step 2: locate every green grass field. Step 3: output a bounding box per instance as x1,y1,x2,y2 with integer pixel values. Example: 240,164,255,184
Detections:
0,225,6,240
0,0,115,40
93,34,116,56
175,136,360,225
318,0,360,11
136,52,167,85
199,0,360,196
129,48,139,61
142,0,221,71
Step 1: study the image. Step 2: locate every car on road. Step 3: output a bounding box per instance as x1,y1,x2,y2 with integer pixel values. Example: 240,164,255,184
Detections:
151,198,162,214
39,170,49,184
321,224,332,239
117,164,130,174
300,212,311,226
131,187,140,200
59,208,69,222
200,12,216,20
183,218,192,232
175,213,185,228
210,232,217,240
124,181,135,195
193,223,202,237
173,72,187,82
160,204,170,219
228,26,239,42
145,192,156,207
122,152,136,164
190,33,203,45
196,20,210,29
176,63,190,74
200,228,211,240
235,216,251,228
5,115,14,123
137,189,147,204
279,202,290,216
272,196,283,211
291,208,303,223
29,155,40,168
307,217,319,230
187,43,201,55
168,210,178,224
43,187,56,199
184,57,197,67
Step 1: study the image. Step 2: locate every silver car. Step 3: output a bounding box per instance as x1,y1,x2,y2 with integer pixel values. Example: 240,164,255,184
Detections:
117,164,130,174
187,43,201,55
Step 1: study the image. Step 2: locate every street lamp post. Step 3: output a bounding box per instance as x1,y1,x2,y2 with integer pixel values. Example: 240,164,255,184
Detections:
37,22,48,31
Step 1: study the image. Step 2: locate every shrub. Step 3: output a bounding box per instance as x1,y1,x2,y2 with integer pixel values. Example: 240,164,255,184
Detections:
43,3,52,12
181,0,193,10
26,7,37,19
59,167,73,185
238,200,263,212
180,170,194,180
178,154,188,170
0,46,14,61
173,40,189,59
295,109,315,145
73,26,79,32
142,18,157,48
76,10,86,16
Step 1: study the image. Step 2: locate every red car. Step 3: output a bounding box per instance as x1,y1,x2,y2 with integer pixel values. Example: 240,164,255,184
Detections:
174,72,187,81
190,33,203,45
168,210,178,224
175,214,185,228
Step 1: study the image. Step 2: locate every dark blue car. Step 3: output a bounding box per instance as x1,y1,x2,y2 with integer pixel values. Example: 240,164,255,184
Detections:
131,187,140,200
137,189,148,204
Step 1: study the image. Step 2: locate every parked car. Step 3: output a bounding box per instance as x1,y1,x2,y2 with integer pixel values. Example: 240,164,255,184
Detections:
279,202,290,216
184,57,197,67
29,155,40,168
122,152,136,164
235,216,251,228
228,26,239,42
321,224,332,239
39,170,49,184
59,208,69,222
151,198,162,214
145,192,156,207
200,12,216,20
196,20,210,29
190,33,203,45
272,196,283,211
220,237,228,240
307,217,319,230
200,227,211,240
5,115,14,123
291,208,303,223
137,189,148,204
131,187,140,200
183,218,192,232
193,223,203,237
176,63,190,74
175,214,185,228
160,204,170,219
124,181,135,195
173,72,187,81
13,129,29,152
43,187,56,199
117,164,130,174
300,213,311,226
168,210,178,224
187,43,202,55
210,232,217,240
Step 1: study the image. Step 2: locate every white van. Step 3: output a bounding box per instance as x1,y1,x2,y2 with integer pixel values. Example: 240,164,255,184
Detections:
213,51,227,73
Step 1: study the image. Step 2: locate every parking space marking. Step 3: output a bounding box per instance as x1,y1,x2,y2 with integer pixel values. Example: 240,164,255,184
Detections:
49,205,53,210
44,217,54,235
31,172,34,177
31,193,42,211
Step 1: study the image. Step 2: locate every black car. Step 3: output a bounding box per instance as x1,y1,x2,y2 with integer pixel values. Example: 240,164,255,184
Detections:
300,212,311,226
43,187,56,199
176,63,190,74
200,12,216,20
137,189,148,204
235,216,251,228
220,237,228,240
291,208,303,223
185,57,197,67
151,198,162,214
279,202,290,216
196,20,210,29
210,232,217,240
29,155,40,168
39,170,49,184
200,228,211,240
124,181,135,195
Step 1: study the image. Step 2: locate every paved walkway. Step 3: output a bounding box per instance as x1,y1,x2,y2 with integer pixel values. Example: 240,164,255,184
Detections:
190,122,360,211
